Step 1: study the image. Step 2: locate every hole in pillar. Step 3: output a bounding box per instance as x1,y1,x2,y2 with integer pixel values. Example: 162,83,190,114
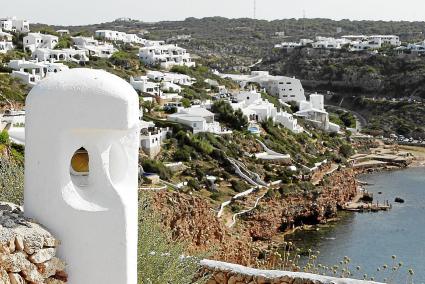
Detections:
70,147,90,187
109,143,128,185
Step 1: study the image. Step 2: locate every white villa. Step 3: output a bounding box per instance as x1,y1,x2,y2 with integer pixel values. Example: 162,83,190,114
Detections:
168,106,230,134
8,59,69,86
350,39,382,51
139,109,168,158
130,75,183,102
219,71,306,103
147,70,194,86
230,90,303,134
72,36,98,47
95,30,145,44
312,36,351,49
0,17,30,33
130,76,160,96
23,33,58,52
0,40,13,53
72,36,117,58
32,48,89,62
139,44,195,70
295,93,340,133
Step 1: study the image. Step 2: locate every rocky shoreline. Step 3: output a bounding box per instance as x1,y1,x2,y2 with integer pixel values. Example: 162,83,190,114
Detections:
151,167,360,266
150,141,420,269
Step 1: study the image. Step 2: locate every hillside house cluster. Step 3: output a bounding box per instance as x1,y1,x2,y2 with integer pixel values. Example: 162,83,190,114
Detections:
275,35,401,52
95,30,146,44
72,36,117,58
8,59,69,86
0,17,30,33
139,41,195,70
219,71,340,133
230,90,304,133
218,71,306,103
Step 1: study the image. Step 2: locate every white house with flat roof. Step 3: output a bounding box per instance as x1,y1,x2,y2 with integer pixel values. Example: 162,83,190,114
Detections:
168,106,230,134
23,33,58,52
8,59,69,86
0,17,29,33
32,48,89,62
219,71,306,103
295,93,340,133
230,90,303,133
147,70,194,85
369,35,400,47
312,37,351,49
95,30,145,44
139,44,195,70
72,36,98,47
72,36,117,58
130,76,160,96
139,120,169,158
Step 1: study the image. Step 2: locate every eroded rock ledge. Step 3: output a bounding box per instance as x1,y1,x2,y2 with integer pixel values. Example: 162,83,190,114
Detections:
0,202,67,284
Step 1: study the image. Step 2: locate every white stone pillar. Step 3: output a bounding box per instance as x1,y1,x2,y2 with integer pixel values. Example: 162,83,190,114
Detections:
24,68,139,284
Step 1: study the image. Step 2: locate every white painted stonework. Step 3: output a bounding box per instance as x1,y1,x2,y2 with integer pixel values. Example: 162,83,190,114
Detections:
24,68,140,284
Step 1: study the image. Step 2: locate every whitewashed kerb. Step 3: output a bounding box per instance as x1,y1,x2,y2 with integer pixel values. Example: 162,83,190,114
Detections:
24,68,140,284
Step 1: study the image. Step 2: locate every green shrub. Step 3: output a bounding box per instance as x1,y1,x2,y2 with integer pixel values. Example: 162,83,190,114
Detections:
187,178,201,190
0,131,9,145
230,180,250,193
141,159,172,180
174,147,192,162
339,144,354,158
211,100,248,130
0,157,24,205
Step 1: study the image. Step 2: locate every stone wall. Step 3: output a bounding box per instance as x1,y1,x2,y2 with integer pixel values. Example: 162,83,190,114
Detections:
200,259,384,284
0,202,67,284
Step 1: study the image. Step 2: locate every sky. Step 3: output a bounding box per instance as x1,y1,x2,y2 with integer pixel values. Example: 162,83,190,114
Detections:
2,0,425,26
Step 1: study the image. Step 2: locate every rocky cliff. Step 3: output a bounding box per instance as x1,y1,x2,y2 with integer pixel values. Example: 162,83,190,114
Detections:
151,168,358,266
243,168,358,242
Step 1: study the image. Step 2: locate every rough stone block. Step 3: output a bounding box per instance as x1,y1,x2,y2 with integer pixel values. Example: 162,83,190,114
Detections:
28,248,55,264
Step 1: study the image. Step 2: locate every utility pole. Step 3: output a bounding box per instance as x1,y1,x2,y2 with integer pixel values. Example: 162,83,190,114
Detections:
253,0,257,19
302,9,306,32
